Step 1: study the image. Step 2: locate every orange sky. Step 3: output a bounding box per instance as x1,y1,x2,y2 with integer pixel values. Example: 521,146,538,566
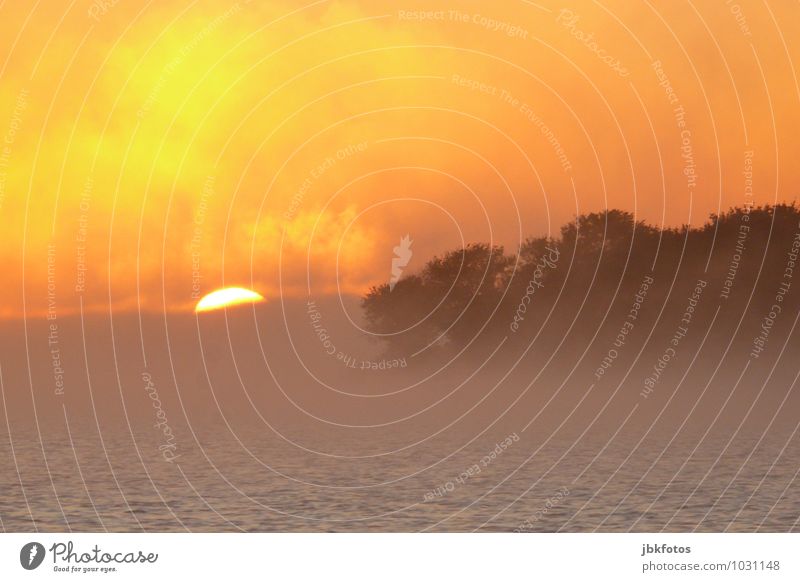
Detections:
0,0,798,317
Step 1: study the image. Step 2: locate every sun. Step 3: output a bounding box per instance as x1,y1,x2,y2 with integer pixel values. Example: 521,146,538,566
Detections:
195,287,265,313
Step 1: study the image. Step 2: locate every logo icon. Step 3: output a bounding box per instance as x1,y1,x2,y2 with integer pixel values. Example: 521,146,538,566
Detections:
20,542,46,570
390,235,413,291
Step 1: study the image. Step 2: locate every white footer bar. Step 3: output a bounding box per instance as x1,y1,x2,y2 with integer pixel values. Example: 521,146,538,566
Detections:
0,533,795,581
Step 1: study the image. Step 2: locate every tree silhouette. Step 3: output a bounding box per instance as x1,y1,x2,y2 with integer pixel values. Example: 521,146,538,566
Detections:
362,205,800,367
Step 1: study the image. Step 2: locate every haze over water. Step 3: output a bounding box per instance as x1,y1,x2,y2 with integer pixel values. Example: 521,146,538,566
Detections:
1,0,799,534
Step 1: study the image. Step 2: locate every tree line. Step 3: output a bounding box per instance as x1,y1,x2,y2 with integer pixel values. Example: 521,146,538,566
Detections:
361,205,800,370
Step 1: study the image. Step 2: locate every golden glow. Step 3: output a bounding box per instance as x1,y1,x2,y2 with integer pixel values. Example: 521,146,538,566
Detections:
0,1,797,318
195,287,265,313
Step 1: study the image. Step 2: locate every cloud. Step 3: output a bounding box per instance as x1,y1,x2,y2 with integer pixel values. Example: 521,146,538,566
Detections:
0,0,797,316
